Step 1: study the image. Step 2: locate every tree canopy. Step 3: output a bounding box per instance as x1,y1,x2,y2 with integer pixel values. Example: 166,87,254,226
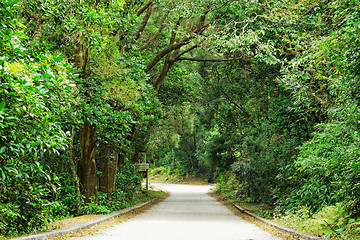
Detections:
1,0,359,237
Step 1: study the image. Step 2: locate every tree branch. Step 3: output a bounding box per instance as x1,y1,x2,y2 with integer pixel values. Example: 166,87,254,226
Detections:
135,3,153,41
145,11,209,72
138,11,170,52
222,90,256,127
137,0,155,16
177,57,236,62
145,37,193,72
153,58,174,92
28,10,49,40
171,17,183,44
121,3,153,53
176,44,200,59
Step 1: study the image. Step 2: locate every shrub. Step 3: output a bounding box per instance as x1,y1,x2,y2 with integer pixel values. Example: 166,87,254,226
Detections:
288,121,360,214
0,162,61,235
274,203,360,239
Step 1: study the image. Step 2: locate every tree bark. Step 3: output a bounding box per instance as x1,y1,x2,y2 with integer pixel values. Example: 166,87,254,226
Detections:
131,150,140,164
109,151,118,193
99,146,118,197
136,0,154,16
68,127,81,214
98,145,110,193
28,11,49,40
79,121,97,203
138,11,169,52
121,3,153,54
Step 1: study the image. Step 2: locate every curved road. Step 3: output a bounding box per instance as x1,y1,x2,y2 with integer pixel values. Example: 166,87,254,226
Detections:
70,183,282,240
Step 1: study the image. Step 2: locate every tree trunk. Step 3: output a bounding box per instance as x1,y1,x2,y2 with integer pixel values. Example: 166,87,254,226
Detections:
109,151,118,193
117,124,138,167
28,11,49,40
68,127,81,214
99,145,110,193
99,146,118,197
118,152,127,169
79,121,97,203
131,150,140,164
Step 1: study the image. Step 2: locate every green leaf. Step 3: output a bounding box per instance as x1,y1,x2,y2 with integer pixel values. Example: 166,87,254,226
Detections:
0,169,5,181
0,146,6,154
0,101,5,111
10,0,21,6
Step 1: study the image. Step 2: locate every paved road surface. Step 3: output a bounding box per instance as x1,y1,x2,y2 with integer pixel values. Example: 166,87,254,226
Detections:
70,183,282,240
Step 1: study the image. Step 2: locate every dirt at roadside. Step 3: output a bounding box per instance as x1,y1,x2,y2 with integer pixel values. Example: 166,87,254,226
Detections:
47,192,169,240
208,192,303,240
46,186,298,240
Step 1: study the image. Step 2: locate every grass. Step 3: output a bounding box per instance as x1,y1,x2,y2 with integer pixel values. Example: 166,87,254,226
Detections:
272,204,360,239
230,198,360,239
231,201,360,239
214,173,360,239
148,166,208,184
231,200,274,218
1,189,166,240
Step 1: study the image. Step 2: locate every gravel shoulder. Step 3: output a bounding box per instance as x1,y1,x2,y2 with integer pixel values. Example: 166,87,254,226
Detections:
12,183,317,240
47,192,169,240
66,183,284,240
9,189,168,240
209,192,302,240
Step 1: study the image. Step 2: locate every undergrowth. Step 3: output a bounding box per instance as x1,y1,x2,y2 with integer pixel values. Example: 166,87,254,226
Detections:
215,170,360,239
80,189,160,215
148,165,209,184
0,161,160,239
273,204,360,239
148,166,189,183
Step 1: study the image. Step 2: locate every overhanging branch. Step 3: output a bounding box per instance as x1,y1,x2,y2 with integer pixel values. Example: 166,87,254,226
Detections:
221,90,256,127
177,57,237,62
136,0,154,16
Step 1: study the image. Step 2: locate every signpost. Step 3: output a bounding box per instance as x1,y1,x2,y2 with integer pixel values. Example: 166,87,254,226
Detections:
139,163,150,170
139,163,150,190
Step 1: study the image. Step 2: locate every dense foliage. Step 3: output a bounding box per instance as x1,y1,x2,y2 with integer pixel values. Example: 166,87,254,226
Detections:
1,0,359,238
148,0,360,238
0,0,160,236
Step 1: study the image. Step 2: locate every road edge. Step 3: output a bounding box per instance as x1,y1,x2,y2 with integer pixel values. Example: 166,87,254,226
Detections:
208,191,322,240
229,200,322,240
9,197,160,240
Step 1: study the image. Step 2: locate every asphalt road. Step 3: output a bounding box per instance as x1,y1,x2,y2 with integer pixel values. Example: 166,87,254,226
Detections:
69,183,282,240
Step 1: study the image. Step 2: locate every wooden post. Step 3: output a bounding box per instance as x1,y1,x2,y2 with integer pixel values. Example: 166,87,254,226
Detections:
139,163,150,191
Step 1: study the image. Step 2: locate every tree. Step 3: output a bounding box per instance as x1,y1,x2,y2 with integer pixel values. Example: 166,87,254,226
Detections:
0,0,79,233
17,0,165,202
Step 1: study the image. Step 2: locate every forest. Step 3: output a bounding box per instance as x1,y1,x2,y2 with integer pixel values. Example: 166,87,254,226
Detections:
0,0,359,238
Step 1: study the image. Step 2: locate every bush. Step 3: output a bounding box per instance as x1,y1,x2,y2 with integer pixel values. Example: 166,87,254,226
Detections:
0,162,62,235
288,121,360,214
214,169,241,198
149,166,188,182
274,203,360,239
116,159,142,203
57,172,82,215
80,192,111,215
80,159,143,215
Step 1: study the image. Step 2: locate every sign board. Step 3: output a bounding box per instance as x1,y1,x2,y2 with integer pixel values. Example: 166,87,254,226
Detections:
139,163,150,170
138,163,149,190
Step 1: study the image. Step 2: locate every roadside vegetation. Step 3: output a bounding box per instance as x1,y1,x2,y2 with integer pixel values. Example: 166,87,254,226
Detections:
148,166,208,184
215,173,360,239
149,166,190,183
1,0,359,239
